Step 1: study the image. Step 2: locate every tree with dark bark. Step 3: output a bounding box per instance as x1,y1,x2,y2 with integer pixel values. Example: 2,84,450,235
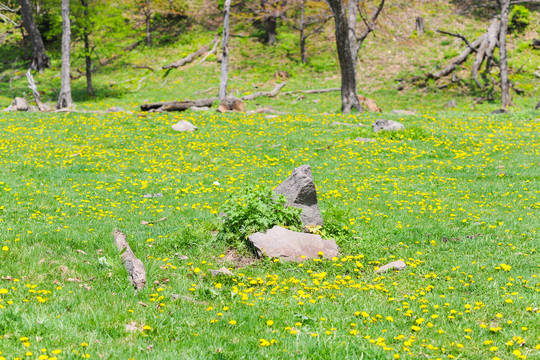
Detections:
57,0,74,109
325,0,362,113
16,0,50,72
293,0,332,63
248,0,288,45
80,0,94,96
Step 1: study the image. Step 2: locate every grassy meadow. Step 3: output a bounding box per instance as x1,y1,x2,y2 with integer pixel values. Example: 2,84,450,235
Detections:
1,1,540,359
0,107,539,359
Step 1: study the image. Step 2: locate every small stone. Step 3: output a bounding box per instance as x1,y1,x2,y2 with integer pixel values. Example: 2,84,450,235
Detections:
375,260,407,273
355,137,375,142
189,106,210,111
172,120,197,132
391,109,416,116
491,109,508,114
217,97,245,112
106,106,125,112
445,100,457,108
248,226,340,262
372,119,404,133
210,267,234,277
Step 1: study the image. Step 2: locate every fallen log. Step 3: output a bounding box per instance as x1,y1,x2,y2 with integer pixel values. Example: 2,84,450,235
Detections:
113,230,146,291
241,82,287,101
283,87,340,95
163,37,219,70
140,98,216,112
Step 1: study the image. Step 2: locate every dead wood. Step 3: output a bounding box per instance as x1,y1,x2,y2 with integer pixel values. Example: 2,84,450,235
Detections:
112,230,146,291
428,35,485,79
283,87,340,95
140,98,216,112
241,82,287,101
163,37,219,69
26,70,47,111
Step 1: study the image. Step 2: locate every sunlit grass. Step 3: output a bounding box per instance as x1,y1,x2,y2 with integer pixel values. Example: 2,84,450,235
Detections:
0,109,538,359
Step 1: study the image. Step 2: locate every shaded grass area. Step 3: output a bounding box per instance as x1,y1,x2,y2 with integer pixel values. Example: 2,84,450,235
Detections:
0,109,538,359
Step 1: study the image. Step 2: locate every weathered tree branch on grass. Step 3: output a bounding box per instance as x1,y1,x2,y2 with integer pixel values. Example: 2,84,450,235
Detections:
241,82,287,101
163,37,219,70
140,98,217,112
282,87,340,95
26,70,46,111
112,230,146,291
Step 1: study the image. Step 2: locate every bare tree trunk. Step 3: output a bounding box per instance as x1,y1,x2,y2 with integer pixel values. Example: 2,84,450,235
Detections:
145,0,152,47
57,0,74,109
81,0,94,97
346,0,359,80
219,0,232,101
299,0,307,63
499,0,511,108
17,0,50,72
415,17,424,37
326,0,363,113
264,15,277,45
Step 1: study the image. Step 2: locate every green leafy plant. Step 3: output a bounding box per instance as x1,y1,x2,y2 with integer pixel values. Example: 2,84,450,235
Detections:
216,186,302,248
320,204,354,242
509,5,530,33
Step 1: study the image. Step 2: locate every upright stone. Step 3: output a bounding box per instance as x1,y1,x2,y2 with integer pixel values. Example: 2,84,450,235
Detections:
274,164,323,226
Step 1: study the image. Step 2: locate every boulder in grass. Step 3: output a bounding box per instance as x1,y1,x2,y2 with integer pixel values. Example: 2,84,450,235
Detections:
5,97,29,112
172,120,197,132
274,164,323,227
372,119,404,133
217,97,246,113
248,226,339,262
375,260,407,273
358,94,382,112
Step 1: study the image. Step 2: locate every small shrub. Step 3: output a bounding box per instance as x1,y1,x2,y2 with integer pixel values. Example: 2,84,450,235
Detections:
509,5,530,33
216,186,302,248
320,204,354,242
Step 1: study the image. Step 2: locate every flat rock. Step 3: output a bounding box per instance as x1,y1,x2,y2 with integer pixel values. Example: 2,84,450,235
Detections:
391,109,416,116
355,137,375,142
372,119,404,133
189,106,211,111
172,120,197,132
106,106,125,112
375,260,407,273
274,164,323,226
210,267,234,277
248,226,339,262
491,109,508,114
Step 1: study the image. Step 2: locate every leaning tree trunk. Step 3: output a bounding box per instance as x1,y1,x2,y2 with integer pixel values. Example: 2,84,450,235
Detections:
57,0,74,109
17,0,50,72
499,0,511,108
299,0,308,63
326,0,363,113
219,0,232,100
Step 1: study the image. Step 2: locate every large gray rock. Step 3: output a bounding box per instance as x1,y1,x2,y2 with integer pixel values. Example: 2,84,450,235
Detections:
172,120,197,132
5,97,29,112
372,119,404,133
274,164,323,226
248,226,339,262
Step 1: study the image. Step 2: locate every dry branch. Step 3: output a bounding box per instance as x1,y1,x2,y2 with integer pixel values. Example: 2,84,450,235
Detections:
26,70,46,111
283,87,340,95
163,37,219,70
140,98,216,112
241,82,287,101
113,230,146,290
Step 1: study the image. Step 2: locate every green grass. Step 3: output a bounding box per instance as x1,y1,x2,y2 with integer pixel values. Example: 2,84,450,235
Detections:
0,108,538,359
